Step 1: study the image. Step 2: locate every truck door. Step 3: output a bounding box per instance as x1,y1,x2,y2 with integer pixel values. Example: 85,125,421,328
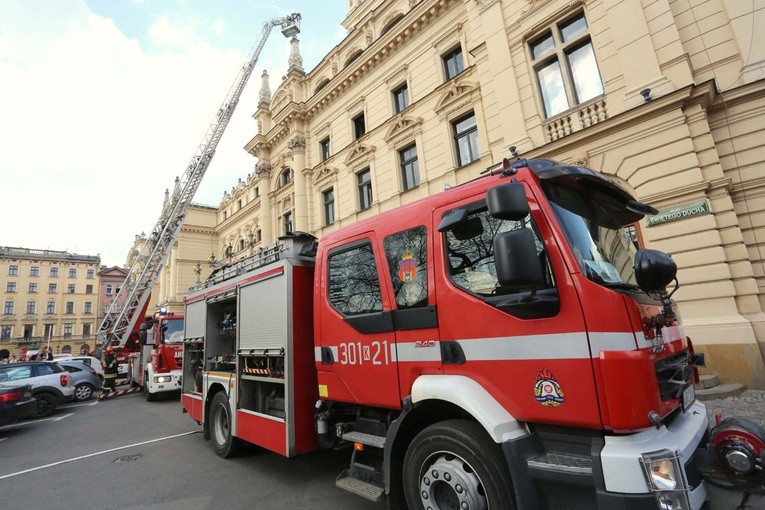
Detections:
433,195,601,429
317,233,400,409
379,225,442,399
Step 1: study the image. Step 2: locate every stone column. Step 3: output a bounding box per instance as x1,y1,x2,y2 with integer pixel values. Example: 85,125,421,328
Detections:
288,136,308,232
256,163,273,245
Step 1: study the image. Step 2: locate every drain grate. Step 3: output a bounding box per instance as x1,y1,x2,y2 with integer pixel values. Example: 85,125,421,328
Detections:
114,453,143,463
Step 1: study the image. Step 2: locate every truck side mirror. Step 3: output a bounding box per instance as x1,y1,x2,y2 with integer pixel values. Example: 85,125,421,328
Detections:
494,229,545,289
634,249,677,294
487,182,529,221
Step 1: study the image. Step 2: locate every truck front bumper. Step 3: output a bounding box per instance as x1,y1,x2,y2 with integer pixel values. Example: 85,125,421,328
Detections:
146,370,182,394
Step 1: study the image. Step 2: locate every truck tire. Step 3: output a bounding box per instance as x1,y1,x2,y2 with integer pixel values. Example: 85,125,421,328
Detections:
210,391,241,458
32,393,57,418
144,373,157,402
403,419,516,510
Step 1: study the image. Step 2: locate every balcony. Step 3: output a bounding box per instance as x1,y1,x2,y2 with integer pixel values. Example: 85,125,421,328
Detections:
543,97,608,142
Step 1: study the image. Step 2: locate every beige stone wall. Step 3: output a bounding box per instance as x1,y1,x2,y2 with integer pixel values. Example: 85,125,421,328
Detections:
155,0,765,387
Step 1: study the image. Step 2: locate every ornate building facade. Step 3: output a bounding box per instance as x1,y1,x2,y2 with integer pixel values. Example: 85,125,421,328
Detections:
155,0,765,387
0,247,101,357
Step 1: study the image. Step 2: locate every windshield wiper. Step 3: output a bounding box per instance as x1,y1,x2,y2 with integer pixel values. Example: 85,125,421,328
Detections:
598,281,641,292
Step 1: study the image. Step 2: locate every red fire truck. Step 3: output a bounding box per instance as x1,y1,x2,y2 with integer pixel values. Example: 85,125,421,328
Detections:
128,310,184,401
182,157,765,509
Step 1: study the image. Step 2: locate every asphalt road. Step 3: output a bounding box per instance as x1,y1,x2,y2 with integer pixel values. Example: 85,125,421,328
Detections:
0,392,382,510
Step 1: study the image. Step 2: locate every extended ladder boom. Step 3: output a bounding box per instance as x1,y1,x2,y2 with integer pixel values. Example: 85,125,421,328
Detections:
98,13,301,347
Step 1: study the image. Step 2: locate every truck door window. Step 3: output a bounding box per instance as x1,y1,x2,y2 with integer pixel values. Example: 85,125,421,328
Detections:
383,226,428,309
444,204,556,309
328,242,383,316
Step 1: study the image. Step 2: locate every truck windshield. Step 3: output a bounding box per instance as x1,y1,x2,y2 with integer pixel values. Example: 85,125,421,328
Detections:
543,181,639,288
162,317,185,344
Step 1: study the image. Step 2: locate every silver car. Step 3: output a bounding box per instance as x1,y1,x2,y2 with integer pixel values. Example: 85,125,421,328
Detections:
56,360,102,401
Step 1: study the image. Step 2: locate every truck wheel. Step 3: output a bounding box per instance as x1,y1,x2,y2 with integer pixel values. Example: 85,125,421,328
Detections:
210,391,241,458
144,373,157,402
32,393,57,418
403,420,516,510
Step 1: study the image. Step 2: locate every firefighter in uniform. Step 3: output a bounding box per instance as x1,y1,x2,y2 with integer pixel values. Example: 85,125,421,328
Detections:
103,346,118,394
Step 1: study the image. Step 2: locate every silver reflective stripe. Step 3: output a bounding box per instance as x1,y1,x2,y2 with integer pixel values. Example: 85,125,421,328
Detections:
313,346,340,363
589,332,636,356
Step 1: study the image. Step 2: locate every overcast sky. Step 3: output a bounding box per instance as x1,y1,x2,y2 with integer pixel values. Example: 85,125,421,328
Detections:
0,0,346,267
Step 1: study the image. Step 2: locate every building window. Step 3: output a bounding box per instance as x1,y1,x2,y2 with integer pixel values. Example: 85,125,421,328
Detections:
357,169,373,210
116,286,122,294
223,211,228,220
48,283,57,293
82,324,91,336
87,269,94,278
67,284,75,294
529,12,603,118
46,301,55,314
254,187,260,198
393,83,410,114
64,323,73,336
106,284,113,295
68,268,77,278
50,267,59,277
85,284,93,294
1,325,11,339
283,211,293,235
8,265,18,276
238,239,245,252
280,168,293,187
443,46,465,80
320,137,331,161
453,113,480,166
30,266,40,277
256,230,262,243
4,301,14,315
84,302,92,314
25,301,36,315
400,143,420,191
65,302,74,314
237,199,242,211
28,283,38,293
353,113,366,139
6,282,16,293
323,188,335,226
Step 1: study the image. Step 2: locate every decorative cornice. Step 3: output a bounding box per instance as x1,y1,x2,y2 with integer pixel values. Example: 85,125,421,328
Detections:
313,166,339,185
383,115,423,145
475,0,500,13
345,142,376,166
435,79,479,114
255,163,272,180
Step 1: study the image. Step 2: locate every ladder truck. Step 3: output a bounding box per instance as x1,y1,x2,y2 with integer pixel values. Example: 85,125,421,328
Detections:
96,13,301,401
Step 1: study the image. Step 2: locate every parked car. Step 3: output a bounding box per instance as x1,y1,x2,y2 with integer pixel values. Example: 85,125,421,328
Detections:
53,354,105,382
56,360,101,401
0,362,74,417
0,383,37,426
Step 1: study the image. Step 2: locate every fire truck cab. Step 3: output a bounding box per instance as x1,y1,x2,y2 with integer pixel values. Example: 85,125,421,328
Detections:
182,158,765,509
131,310,184,401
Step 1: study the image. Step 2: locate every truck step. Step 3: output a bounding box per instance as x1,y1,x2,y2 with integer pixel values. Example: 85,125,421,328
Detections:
335,476,384,502
527,453,593,475
340,431,386,449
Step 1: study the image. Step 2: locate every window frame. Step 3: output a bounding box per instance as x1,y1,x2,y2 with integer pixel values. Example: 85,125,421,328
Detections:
6,282,16,293
323,188,335,226
528,11,604,119
68,268,77,278
8,265,18,276
4,301,15,315
442,46,465,81
25,301,36,315
393,83,410,114
320,137,331,161
452,112,480,167
50,267,58,277
357,168,373,211
326,240,384,317
28,283,37,293
352,112,366,140
283,210,293,235
399,143,420,191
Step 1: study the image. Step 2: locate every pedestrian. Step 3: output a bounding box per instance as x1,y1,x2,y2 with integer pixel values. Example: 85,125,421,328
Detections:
10,355,17,363
103,346,118,394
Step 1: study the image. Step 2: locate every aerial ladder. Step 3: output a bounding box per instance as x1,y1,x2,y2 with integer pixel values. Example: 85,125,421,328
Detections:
96,13,301,348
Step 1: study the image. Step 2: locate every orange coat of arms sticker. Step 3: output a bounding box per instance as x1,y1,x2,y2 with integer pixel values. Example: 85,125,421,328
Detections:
534,368,565,406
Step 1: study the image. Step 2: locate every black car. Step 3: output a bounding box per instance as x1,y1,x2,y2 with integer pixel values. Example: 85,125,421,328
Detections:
0,383,37,426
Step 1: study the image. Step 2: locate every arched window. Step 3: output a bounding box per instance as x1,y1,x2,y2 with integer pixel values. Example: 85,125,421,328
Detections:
345,50,363,68
61,345,72,354
280,168,293,187
238,239,246,252
380,14,404,36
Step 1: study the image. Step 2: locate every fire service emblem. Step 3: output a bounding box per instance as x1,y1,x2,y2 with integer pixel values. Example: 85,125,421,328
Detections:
398,251,417,282
534,368,565,406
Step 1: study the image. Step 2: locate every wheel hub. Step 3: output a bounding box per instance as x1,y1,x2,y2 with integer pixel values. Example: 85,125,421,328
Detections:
419,454,486,510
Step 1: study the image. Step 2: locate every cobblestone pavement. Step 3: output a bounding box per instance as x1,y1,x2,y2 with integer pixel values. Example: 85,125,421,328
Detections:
701,390,765,509
704,390,765,428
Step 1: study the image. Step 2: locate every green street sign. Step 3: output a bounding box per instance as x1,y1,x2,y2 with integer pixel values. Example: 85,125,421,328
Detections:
647,200,710,226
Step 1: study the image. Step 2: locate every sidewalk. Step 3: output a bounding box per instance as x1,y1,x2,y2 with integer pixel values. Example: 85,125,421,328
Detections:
704,389,765,427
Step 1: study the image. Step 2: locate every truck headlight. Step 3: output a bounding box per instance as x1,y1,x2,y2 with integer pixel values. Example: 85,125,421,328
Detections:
154,375,172,383
640,449,690,510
